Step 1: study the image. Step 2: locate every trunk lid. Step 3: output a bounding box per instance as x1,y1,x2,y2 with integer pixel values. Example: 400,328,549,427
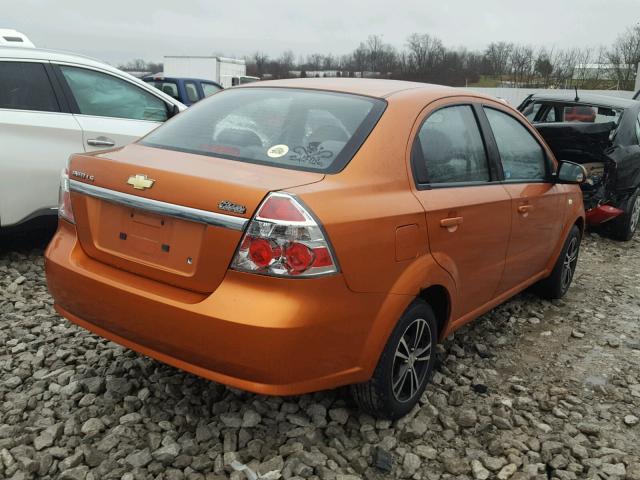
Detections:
69,143,324,293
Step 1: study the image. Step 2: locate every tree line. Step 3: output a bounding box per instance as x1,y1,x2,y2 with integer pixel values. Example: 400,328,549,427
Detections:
120,24,640,90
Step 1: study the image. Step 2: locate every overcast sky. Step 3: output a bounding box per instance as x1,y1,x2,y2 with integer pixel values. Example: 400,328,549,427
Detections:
3,0,639,65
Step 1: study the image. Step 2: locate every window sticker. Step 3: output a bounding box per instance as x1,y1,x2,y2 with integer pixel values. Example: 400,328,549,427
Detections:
267,144,289,158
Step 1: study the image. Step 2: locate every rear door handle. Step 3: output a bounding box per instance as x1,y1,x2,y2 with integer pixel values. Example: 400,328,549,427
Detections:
440,217,463,228
87,136,115,147
518,205,533,214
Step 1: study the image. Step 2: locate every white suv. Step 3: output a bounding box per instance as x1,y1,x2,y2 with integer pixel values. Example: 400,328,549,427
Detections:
0,47,186,229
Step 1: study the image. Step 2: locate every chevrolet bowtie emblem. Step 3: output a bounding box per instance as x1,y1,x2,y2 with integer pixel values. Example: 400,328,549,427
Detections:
127,174,155,190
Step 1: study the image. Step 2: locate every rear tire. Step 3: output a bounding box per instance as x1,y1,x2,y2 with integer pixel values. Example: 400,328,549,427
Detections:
610,189,640,241
350,300,438,419
536,225,581,299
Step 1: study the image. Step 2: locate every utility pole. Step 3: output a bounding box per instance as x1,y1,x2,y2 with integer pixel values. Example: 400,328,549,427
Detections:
635,63,640,93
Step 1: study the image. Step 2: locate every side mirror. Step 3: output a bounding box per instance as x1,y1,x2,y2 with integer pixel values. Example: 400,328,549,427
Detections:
166,103,181,119
556,160,587,184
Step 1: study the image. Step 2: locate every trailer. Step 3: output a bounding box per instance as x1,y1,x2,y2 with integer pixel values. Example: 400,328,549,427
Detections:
163,56,252,89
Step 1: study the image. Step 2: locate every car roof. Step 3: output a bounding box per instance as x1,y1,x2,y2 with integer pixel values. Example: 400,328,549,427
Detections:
0,46,187,108
239,77,465,100
527,92,638,109
0,45,133,78
143,76,221,84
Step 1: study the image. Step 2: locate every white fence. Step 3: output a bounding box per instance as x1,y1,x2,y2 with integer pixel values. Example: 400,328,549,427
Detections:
458,87,635,107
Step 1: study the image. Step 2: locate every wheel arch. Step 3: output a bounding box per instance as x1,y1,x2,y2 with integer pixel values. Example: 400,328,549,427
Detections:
418,284,451,341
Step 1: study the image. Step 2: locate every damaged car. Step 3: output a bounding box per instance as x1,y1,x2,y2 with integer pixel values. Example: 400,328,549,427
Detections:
519,93,640,240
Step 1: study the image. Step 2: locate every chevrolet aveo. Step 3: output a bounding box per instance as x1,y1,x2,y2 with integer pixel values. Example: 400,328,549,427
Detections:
45,79,586,419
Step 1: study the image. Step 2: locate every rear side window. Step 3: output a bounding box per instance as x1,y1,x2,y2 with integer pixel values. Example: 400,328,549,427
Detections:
414,105,490,184
141,87,386,173
485,107,547,181
202,82,221,97
60,66,168,122
0,62,59,112
185,81,200,103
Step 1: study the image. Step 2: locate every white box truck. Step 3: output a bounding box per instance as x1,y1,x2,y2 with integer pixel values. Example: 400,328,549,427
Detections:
163,56,257,88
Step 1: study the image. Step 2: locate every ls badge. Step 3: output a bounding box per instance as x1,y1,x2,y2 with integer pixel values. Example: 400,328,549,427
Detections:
127,174,155,190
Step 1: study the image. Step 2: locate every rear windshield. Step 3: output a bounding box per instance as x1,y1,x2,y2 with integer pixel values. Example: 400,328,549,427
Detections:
141,87,386,173
525,101,623,126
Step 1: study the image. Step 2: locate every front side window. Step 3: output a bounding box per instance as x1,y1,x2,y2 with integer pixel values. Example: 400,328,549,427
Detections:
141,87,386,173
60,66,167,122
202,82,221,97
485,107,547,181
414,105,490,184
0,62,59,112
184,82,200,103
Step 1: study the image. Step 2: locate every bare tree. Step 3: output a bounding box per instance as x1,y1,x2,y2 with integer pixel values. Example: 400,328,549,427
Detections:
405,33,445,80
484,42,513,82
252,52,269,77
607,25,640,89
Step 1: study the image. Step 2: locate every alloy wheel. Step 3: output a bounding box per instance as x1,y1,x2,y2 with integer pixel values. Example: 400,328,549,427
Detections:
391,317,432,403
561,236,579,291
630,196,640,234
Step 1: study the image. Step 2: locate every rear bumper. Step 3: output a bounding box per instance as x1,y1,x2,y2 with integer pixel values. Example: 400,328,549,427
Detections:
45,221,410,395
585,204,624,225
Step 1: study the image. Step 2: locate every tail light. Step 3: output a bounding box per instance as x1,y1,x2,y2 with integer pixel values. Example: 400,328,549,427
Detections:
231,192,338,277
58,167,75,224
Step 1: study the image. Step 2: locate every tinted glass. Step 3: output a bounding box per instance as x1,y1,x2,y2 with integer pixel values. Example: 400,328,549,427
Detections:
60,66,167,121
522,102,540,121
146,80,179,100
0,62,59,112
485,107,547,181
202,82,221,97
415,105,489,183
141,88,385,173
185,82,200,103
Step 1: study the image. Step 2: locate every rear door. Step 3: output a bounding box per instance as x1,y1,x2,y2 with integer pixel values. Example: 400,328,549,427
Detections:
481,105,564,293
410,99,512,317
54,64,170,151
0,60,83,226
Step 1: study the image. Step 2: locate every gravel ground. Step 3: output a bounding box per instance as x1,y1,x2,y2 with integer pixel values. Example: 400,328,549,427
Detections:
1,230,639,480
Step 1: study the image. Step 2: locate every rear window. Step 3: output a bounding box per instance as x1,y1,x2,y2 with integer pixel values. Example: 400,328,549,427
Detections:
141,87,386,173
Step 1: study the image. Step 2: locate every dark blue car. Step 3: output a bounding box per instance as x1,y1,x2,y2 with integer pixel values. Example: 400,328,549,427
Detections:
143,75,223,106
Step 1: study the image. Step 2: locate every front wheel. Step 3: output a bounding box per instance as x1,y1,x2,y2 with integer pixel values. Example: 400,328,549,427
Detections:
536,225,581,299
350,300,438,419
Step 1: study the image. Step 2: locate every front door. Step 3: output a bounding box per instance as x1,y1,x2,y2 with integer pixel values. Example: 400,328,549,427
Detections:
481,106,564,292
409,101,512,317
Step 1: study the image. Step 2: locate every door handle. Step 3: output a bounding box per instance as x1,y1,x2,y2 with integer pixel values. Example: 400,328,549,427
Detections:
517,205,533,214
440,217,463,228
87,137,115,147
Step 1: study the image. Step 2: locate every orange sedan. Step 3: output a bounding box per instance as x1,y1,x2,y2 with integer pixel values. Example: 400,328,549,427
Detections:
45,79,586,418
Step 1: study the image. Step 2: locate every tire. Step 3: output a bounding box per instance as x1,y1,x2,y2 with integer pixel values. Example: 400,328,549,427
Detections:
350,300,438,419
536,225,581,300
610,189,640,241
